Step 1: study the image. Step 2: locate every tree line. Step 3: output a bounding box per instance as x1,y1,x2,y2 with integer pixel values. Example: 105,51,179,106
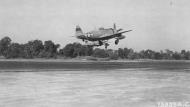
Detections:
0,36,190,60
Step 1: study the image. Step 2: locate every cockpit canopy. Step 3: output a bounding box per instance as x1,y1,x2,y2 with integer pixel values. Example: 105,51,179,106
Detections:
99,27,104,30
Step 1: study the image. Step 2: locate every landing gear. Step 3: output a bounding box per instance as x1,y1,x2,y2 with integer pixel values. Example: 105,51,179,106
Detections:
99,41,103,46
115,39,119,45
105,43,109,49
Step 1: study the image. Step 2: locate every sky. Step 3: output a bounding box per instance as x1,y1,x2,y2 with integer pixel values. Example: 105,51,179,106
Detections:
0,0,190,51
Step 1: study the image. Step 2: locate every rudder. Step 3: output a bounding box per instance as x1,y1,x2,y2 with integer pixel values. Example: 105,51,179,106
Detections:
75,25,83,37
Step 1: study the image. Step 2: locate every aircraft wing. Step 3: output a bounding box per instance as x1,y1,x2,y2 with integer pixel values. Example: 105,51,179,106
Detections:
98,30,132,40
118,30,132,34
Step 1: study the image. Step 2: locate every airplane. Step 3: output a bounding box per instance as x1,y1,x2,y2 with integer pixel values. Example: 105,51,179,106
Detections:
75,23,132,48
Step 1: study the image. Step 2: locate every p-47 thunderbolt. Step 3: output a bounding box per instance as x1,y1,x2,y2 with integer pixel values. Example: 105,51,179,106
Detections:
75,24,132,48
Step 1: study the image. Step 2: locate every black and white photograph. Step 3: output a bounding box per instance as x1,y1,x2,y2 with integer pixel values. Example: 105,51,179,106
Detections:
0,0,190,107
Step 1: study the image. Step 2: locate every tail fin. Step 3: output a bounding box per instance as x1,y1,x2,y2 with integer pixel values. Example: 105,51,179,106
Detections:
114,23,116,30
75,25,83,37
113,23,123,33
113,23,117,33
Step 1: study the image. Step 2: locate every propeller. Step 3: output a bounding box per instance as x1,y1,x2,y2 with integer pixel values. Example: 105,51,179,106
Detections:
114,23,123,33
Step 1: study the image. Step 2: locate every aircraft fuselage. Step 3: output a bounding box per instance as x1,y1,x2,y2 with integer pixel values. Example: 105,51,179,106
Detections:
84,28,115,41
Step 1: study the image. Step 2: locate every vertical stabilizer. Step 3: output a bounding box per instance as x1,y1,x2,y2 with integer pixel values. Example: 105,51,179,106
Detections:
114,23,116,30
75,25,83,37
113,23,117,33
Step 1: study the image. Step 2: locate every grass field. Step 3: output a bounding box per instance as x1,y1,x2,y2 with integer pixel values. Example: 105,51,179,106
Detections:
0,59,190,71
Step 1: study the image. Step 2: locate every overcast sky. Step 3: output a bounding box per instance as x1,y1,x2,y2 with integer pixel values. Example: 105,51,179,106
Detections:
0,0,190,51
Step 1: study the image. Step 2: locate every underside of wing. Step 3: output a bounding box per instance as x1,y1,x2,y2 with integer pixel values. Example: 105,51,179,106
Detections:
96,30,132,40
99,34,120,40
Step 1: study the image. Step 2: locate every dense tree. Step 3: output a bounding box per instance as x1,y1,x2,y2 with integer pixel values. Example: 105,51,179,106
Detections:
118,48,124,59
0,37,11,56
92,48,109,58
180,50,186,60
164,49,173,59
172,52,181,60
106,49,119,60
23,43,33,58
127,48,135,59
5,43,23,58
62,43,75,57
73,42,82,57
184,51,190,60
0,36,190,60
61,42,93,58
27,40,44,57
145,49,156,59
123,48,131,59
139,50,145,59
39,40,60,58
80,45,93,56
154,52,163,59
